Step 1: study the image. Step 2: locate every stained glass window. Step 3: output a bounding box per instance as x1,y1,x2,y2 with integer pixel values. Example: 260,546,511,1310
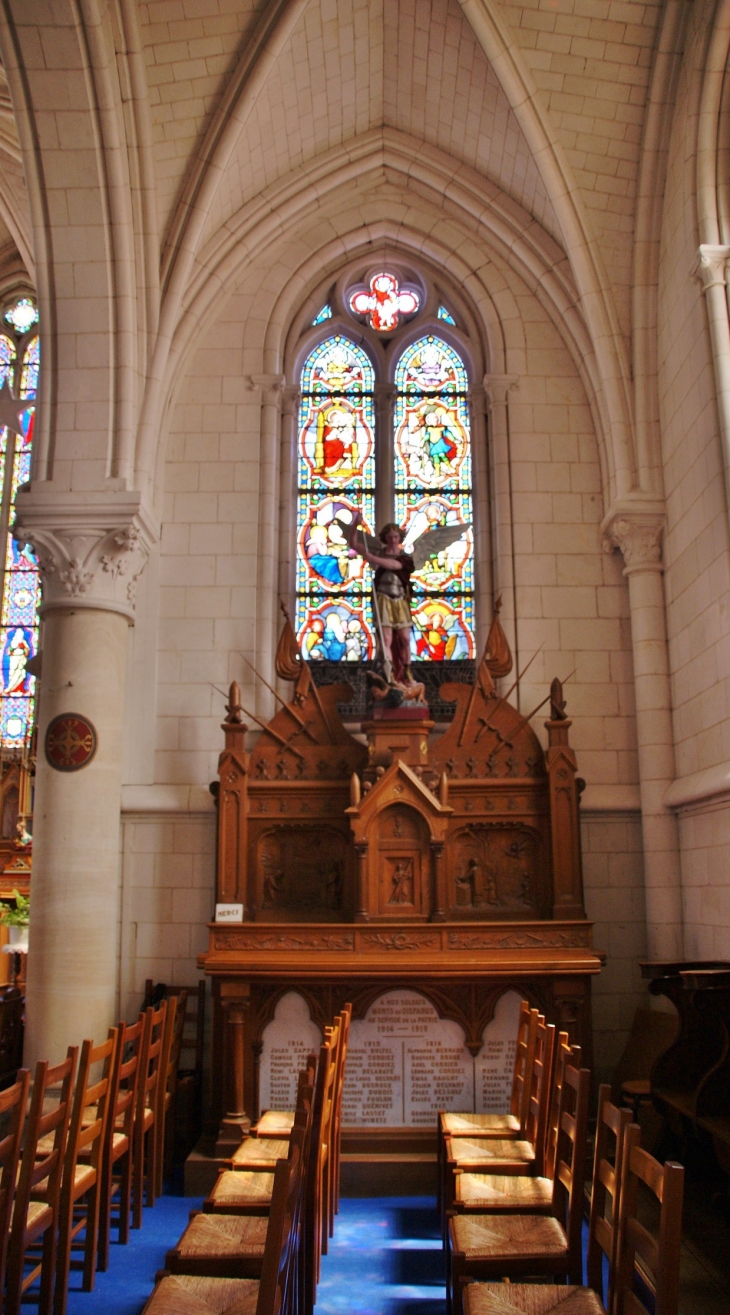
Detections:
296,335,376,659
312,305,332,326
437,305,456,325
0,321,40,750
394,335,475,661
348,273,419,332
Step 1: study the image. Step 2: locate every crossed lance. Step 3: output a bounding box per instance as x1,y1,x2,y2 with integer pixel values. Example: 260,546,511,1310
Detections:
459,643,574,769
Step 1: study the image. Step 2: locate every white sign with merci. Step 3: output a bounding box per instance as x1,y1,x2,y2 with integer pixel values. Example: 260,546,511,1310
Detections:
215,903,244,923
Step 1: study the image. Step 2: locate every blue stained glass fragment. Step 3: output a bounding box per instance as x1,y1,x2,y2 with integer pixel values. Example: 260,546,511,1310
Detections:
312,305,333,325
437,305,456,325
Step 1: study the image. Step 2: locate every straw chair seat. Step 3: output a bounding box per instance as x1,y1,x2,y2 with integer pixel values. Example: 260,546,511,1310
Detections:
11,1200,48,1230
449,1138,535,1168
207,1171,274,1210
254,1111,294,1136
464,1284,605,1314
176,1215,268,1259
230,1139,289,1168
144,1273,259,1315
457,1174,553,1210
451,1213,567,1260
442,1113,521,1136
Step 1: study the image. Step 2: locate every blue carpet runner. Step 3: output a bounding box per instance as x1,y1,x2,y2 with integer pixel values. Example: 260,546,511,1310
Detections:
60,1193,446,1315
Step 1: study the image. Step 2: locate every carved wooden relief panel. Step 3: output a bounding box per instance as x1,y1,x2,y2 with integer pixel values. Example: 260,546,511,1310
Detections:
449,823,545,919
255,824,352,922
376,805,429,917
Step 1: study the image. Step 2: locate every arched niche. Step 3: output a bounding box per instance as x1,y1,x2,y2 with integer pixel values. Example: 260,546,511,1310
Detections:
257,991,322,1116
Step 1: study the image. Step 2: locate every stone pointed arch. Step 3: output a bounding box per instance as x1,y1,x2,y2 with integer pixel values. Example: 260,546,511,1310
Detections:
458,0,636,501
139,131,614,511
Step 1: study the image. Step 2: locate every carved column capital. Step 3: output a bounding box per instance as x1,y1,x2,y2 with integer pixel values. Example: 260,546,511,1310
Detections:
13,489,158,622
483,374,519,407
247,374,286,408
697,244,730,292
602,505,665,576
281,385,300,418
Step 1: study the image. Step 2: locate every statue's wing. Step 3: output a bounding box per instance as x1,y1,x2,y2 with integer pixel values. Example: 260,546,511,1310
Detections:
333,518,381,555
410,523,471,571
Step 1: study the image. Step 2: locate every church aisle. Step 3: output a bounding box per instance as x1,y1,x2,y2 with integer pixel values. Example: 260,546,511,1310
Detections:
314,1196,446,1315
63,1194,204,1315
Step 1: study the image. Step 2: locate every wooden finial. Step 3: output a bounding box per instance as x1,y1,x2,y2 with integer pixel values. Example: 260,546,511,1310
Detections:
439,771,449,805
225,682,244,724
350,772,361,806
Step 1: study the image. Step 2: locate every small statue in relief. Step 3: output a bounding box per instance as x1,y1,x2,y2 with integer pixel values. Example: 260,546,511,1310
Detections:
262,865,286,908
326,861,343,910
388,860,413,905
484,865,498,906
455,858,476,907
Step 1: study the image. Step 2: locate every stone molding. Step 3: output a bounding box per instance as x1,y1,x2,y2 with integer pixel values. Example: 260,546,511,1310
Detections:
483,373,519,406
601,503,665,575
247,374,285,408
664,761,730,813
13,488,159,623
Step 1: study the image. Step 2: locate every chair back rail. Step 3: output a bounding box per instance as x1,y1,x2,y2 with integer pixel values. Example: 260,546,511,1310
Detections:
585,1083,632,1310
303,1040,332,1315
524,1016,556,1174
5,1049,78,1315
515,1007,539,1134
509,1000,531,1124
615,1126,684,1315
132,999,167,1227
54,1029,118,1315
550,1062,591,1285
0,1069,29,1294
154,992,185,1196
544,1036,581,1182
97,1012,145,1265
330,1003,351,1225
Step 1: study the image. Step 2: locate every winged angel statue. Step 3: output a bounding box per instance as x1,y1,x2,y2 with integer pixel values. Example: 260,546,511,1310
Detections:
336,510,470,686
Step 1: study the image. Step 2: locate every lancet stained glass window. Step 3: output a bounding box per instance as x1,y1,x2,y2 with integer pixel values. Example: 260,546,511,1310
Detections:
0,319,40,749
296,335,376,660
394,335,475,661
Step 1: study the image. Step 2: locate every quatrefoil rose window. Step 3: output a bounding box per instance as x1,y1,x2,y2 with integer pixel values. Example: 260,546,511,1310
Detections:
348,272,420,332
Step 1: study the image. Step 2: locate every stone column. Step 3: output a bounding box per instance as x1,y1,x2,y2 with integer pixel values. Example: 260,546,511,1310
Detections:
12,489,155,1066
698,245,730,529
603,508,683,959
249,374,285,709
484,375,519,685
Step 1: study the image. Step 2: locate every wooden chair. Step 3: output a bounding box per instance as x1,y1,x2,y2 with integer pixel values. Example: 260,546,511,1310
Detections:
0,1069,29,1294
145,980,202,1182
440,1001,534,1141
141,1143,303,1315
54,1029,118,1315
231,1060,317,1167
447,1064,590,1315
319,1014,342,1254
443,1017,556,1209
448,1032,577,1219
165,1070,314,1285
461,1122,684,1315
5,1049,78,1315
251,1054,318,1140
97,1013,145,1266
0,985,24,1089
328,1004,351,1229
154,991,186,1197
132,998,167,1228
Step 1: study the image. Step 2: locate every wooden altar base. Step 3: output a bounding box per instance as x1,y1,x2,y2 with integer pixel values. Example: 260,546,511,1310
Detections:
184,1127,438,1198
198,917,603,1168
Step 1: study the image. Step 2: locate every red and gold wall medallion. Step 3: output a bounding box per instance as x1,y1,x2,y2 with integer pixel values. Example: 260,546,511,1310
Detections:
44,714,97,772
